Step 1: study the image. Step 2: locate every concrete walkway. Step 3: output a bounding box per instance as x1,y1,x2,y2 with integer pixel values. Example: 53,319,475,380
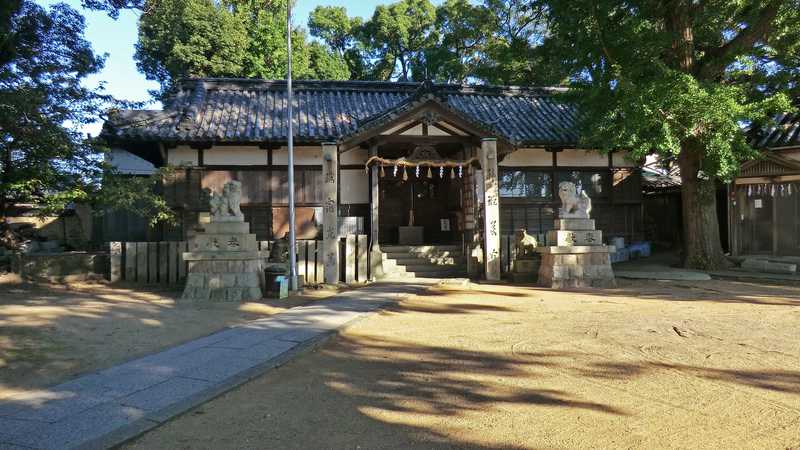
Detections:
0,281,437,450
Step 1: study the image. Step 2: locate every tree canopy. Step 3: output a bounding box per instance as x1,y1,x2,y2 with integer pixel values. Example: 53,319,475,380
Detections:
0,0,172,228
536,0,798,268
0,0,108,219
135,0,348,96
308,0,556,84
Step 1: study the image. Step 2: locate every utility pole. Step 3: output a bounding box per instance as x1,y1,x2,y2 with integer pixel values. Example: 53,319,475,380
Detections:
286,1,298,291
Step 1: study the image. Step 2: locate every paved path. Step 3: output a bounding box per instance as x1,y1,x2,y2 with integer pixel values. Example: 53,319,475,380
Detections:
0,281,437,450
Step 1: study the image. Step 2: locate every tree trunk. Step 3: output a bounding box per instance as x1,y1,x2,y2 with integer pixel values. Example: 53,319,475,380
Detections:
0,147,9,225
678,138,727,269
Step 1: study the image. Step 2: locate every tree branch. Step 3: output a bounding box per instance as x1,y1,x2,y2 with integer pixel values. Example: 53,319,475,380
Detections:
696,0,782,80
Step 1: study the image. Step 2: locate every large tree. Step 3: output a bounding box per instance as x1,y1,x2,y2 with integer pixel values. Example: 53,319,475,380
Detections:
0,0,109,221
0,0,173,230
308,6,368,80
135,0,348,96
308,0,557,84
538,0,797,268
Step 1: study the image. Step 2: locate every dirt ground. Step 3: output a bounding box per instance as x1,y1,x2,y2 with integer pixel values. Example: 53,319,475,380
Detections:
0,276,340,398
124,278,800,450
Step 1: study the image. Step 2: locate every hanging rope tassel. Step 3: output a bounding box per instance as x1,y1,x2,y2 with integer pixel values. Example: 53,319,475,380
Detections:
380,166,386,178
402,167,408,181
450,167,455,179
426,166,433,178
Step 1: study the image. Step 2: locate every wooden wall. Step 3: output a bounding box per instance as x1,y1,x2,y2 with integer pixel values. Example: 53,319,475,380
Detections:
498,167,644,244
161,167,325,241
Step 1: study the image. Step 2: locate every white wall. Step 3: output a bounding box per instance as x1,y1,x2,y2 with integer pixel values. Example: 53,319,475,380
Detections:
107,148,156,175
612,151,638,167
272,146,322,165
500,148,552,167
204,146,267,165
557,149,608,167
167,146,198,166
340,147,368,165
340,169,369,204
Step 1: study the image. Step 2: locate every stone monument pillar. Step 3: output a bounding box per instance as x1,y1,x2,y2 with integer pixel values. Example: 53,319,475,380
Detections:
322,142,339,284
481,138,501,281
181,180,264,301
537,181,616,288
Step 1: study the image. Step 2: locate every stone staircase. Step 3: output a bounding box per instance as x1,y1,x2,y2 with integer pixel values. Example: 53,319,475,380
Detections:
379,245,467,279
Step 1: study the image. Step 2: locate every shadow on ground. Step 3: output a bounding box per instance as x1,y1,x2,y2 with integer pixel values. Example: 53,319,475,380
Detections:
125,278,800,449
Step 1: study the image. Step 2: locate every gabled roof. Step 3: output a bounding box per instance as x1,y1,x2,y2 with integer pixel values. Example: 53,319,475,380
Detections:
102,78,579,147
740,152,800,177
751,110,800,149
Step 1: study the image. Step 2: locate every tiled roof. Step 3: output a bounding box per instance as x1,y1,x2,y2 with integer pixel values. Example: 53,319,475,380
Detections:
752,111,800,149
103,78,579,146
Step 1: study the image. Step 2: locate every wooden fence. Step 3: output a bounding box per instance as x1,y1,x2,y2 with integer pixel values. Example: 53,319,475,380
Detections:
109,235,369,286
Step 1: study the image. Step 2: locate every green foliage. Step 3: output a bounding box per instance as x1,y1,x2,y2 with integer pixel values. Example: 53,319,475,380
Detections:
0,0,107,218
308,0,557,84
308,6,367,79
135,0,248,94
0,0,174,228
135,0,349,95
541,0,797,181
365,0,438,81
97,167,176,226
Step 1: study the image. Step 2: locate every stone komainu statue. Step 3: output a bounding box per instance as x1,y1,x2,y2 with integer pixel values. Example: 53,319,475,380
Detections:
558,181,592,219
514,229,538,258
514,228,539,258
268,234,289,264
210,180,245,222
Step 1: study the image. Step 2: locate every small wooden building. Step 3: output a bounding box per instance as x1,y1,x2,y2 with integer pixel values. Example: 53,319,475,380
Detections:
730,111,800,256
102,78,644,279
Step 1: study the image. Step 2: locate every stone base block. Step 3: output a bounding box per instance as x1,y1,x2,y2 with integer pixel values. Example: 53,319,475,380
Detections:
182,286,262,302
553,219,595,231
537,248,615,289
201,222,250,234
189,234,258,252
181,246,264,302
546,230,603,247
510,271,538,283
513,258,540,273
741,258,797,274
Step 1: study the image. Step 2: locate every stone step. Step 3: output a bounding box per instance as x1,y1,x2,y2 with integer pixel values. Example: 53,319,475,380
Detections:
383,261,467,272
382,255,465,266
382,268,467,279
380,245,462,254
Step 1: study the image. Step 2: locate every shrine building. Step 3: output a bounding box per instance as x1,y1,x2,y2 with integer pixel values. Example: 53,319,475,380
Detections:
102,78,644,281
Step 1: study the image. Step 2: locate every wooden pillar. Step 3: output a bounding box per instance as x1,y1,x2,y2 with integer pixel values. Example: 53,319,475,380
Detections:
481,138,501,281
322,142,339,284
369,145,384,279
772,184,778,256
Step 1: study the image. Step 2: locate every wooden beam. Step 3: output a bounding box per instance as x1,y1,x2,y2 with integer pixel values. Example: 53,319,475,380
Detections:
389,121,422,136
372,135,478,146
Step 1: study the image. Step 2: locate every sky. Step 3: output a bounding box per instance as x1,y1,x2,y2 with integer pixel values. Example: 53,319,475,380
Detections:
34,0,443,135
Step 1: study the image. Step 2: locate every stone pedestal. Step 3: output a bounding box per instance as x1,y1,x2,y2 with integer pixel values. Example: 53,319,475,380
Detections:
181,221,264,301
537,218,616,289
510,256,541,283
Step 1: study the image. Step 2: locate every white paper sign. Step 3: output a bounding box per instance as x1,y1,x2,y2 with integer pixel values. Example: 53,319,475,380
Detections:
440,219,450,231
754,199,763,209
